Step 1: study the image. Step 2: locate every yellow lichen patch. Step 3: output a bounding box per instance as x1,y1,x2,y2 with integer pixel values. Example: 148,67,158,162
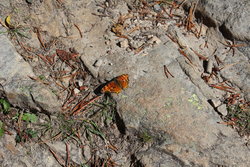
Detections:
188,94,203,110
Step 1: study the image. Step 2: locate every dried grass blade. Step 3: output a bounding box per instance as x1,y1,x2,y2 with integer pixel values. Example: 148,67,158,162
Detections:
49,147,66,167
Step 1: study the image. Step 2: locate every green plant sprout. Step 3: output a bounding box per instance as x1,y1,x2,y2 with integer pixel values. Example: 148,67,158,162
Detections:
0,98,11,114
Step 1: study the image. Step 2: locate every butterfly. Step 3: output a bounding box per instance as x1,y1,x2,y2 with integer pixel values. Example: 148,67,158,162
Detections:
101,74,129,94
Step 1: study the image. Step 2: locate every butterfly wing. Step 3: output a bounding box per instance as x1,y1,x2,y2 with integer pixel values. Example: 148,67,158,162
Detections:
115,74,129,89
101,80,122,93
101,74,129,94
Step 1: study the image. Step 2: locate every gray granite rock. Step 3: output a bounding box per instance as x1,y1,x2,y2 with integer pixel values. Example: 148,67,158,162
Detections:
1,0,250,166
186,0,250,41
0,131,60,167
98,24,250,166
0,33,61,114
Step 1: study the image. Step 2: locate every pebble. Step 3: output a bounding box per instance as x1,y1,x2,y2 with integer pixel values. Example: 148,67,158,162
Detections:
78,80,84,87
126,47,132,52
153,4,161,12
217,104,228,116
74,88,80,94
119,39,129,48
148,36,161,45
205,59,213,74
210,98,221,108
105,40,111,45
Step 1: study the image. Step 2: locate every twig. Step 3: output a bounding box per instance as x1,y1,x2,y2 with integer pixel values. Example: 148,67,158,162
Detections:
107,144,118,153
218,121,236,126
50,76,67,90
134,43,148,54
62,96,76,111
220,40,247,56
28,76,50,85
49,148,66,167
166,33,177,43
70,93,90,113
185,2,197,31
34,27,46,49
4,129,13,135
128,26,140,34
19,42,33,53
37,54,50,64
71,95,101,116
164,65,174,78
74,24,83,38
178,48,193,64
178,0,188,8
197,21,203,38
46,53,56,65
169,1,178,17
0,18,8,28
190,48,208,60
214,55,223,66
38,132,62,144
106,156,118,167
65,142,70,167
209,84,235,93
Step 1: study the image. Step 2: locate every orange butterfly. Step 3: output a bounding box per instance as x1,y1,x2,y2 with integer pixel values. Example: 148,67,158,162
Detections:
101,74,129,94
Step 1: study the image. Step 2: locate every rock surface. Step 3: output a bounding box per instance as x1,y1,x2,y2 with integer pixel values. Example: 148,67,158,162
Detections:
0,131,59,167
0,131,86,167
0,32,61,113
97,1,250,167
185,0,250,41
0,0,250,167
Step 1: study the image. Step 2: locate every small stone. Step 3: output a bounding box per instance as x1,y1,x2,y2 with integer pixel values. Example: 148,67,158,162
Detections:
217,104,228,116
105,40,111,45
74,88,80,94
119,39,129,48
93,59,103,67
148,36,161,45
78,80,84,87
126,47,132,52
147,35,154,38
153,4,161,12
39,118,46,124
205,59,213,74
210,98,221,108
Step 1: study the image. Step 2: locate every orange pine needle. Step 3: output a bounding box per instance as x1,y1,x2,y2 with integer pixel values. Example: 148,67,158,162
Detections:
190,48,208,61
74,24,83,38
164,65,174,78
178,49,193,64
71,95,101,115
49,148,65,166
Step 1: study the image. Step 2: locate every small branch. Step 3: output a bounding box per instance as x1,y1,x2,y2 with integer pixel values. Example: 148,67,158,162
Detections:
74,24,83,38
65,142,70,167
71,95,101,116
49,148,66,167
164,65,174,78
